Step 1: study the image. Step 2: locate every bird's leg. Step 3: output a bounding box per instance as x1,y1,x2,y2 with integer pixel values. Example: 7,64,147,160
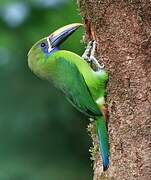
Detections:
89,41,104,71
82,41,93,63
82,41,104,71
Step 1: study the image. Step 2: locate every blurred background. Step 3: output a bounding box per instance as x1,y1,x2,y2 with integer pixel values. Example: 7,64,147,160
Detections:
0,0,93,180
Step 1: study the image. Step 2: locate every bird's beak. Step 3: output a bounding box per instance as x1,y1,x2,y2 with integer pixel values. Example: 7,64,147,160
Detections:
47,23,83,48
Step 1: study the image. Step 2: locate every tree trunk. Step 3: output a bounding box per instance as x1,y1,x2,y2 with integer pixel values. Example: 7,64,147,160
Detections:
77,0,151,179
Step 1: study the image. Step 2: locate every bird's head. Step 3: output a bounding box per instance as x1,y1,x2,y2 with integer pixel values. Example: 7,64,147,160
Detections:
28,23,82,76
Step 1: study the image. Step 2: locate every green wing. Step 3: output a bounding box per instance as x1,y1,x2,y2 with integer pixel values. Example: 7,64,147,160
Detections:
52,57,101,117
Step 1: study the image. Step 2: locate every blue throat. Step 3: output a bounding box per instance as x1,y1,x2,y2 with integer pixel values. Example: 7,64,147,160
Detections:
47,47,59,57
43,47,59,58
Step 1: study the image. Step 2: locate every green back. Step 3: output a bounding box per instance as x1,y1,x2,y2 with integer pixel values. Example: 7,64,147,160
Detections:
48,57,101,117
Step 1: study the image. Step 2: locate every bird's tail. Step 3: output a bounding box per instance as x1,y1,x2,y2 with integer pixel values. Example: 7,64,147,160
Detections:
95,116,109,171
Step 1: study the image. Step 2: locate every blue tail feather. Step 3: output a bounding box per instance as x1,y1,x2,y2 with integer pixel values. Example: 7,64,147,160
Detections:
96,116,109,171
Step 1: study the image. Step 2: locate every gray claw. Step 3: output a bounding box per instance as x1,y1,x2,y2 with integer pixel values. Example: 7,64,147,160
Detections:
89,41,104,71
82,40,104,71
82,41,93,62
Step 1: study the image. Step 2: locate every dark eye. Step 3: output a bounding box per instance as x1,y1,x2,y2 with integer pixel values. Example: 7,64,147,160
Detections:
41,42,46,47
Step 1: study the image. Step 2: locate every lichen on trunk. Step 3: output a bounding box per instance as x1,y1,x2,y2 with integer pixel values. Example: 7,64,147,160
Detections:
77,0,151,179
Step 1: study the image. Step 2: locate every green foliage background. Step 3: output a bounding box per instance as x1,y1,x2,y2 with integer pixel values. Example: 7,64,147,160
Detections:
0,0,92,179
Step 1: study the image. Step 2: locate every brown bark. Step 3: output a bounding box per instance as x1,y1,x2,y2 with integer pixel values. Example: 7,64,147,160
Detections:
77,0,151,179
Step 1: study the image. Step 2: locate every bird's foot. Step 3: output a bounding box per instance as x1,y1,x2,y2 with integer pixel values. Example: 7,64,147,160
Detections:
82,41,93,63
89,41,104,71
82,41,104,71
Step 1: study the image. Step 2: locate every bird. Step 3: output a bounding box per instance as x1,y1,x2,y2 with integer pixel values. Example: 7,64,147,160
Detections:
28,23,109,171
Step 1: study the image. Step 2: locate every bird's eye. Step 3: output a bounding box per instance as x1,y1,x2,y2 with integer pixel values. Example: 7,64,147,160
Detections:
41,42,46,47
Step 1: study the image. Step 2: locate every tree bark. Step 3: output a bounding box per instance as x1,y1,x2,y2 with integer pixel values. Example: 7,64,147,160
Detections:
77,0,151,179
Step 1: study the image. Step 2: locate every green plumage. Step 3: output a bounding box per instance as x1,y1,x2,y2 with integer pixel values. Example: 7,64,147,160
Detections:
28,25,109,171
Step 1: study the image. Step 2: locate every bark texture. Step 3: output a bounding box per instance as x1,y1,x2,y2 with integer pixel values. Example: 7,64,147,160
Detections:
77,0,151,179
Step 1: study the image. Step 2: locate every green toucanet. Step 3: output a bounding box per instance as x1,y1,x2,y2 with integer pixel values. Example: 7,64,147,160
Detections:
28,23,109,171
